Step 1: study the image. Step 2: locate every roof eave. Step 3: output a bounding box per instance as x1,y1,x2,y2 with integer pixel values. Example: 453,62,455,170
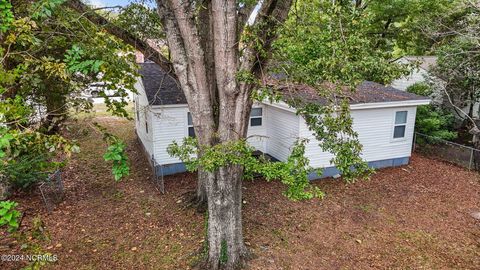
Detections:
261,98,431,112
150,103,189,109
350,99,431,110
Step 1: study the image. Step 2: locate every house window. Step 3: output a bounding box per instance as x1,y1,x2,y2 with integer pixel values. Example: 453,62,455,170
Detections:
393,111,407,139
250,108,263,127
187,112,195,137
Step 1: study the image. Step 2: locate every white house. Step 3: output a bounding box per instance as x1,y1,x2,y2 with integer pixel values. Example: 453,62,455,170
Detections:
391,56,438,91
134,63,430,180
391,56,480,121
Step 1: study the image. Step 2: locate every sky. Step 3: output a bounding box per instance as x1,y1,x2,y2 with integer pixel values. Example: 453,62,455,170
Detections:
87,0,260,23
87,0,261,16
87,0,148,8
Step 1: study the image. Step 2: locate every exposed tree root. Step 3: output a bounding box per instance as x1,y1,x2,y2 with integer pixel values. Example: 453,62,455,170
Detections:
180,190,208,213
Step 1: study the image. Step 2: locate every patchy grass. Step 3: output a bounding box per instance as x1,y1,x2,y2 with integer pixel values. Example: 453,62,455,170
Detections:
72,102,134,119
1,116,479,270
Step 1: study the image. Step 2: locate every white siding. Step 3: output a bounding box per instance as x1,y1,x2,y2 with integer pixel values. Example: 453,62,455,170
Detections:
151,106,189,164
134,79,154,158
265,104,300,161
246,104,267,152
391,68,430,91
391,58,434,91
138,88,418,170
300,106,417,168
150,104,268,164
299,120,334,168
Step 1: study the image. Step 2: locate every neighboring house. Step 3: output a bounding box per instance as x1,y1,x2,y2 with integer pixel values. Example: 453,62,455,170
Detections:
82,82,134,104
392,56,479,121
391,56,438,91
134,63,430,180
83,82,119,97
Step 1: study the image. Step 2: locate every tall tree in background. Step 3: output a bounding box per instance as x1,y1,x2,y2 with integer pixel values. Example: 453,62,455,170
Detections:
275,0,410,85
423,1,480,148
335,0,455,56
1,1,137,191
429,1,480,122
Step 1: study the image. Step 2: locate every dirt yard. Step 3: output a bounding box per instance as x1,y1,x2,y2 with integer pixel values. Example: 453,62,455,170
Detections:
1,116,479,270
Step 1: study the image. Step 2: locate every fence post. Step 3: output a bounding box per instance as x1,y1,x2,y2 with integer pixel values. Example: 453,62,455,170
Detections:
413,132,416,152
159,165,165,194
469,149,474,170
151,155,165,194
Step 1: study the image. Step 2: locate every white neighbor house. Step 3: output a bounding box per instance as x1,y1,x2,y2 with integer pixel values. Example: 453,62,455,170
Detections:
391,56,438,91
391,56,480,120
134,63,430,180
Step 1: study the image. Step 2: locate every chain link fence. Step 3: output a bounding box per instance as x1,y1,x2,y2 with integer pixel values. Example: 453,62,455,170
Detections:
38,170,64,212
414,132,480,170
151,155,165,194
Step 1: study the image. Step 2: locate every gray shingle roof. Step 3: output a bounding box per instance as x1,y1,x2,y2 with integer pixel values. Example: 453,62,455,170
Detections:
139,63,186,105
268,80,429,106
140,63,428,106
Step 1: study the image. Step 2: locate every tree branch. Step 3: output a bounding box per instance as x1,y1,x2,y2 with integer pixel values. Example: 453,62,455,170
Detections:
155,0,216,144
65,0,176,79
238,2,258,35
241,0,293,76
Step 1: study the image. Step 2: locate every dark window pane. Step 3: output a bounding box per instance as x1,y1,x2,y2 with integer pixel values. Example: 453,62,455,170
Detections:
393,125,405,138
145,122,148,133
250,117,262,126
395,111,407,124
188,127,196,137
250,108,263,117
187,112,193,125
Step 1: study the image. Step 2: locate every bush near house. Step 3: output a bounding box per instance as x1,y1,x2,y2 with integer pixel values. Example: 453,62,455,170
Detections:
406,82,433,97
407,83,457,142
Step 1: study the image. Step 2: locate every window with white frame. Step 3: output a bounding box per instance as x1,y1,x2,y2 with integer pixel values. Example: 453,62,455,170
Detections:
393,111,407,139
187,112,195,137
250,108,263,127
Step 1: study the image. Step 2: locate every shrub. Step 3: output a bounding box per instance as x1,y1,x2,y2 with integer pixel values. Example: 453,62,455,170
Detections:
407,82,433,96
0,128,72,190
407,83,457,143
0,154,53,189
0,200,21,232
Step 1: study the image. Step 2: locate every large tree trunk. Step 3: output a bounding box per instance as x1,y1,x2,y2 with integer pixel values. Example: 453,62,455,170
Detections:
152,0,292,268
43,80,67,134
206,166,247,270
195,169,208,209
203,81,253,268
63,2,291,266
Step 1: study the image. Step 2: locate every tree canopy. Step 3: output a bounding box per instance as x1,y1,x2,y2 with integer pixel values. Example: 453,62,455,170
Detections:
429,1,480,121
0,0,137,188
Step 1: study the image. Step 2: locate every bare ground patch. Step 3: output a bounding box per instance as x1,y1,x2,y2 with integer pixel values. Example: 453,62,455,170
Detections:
1,117,479,270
